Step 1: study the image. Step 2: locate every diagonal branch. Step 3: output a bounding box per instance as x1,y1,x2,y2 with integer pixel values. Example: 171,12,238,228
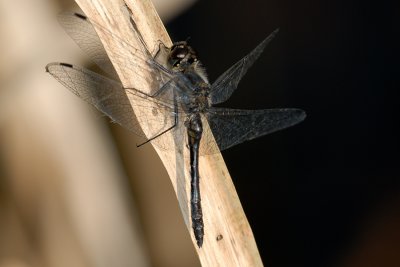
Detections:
74,0,263,265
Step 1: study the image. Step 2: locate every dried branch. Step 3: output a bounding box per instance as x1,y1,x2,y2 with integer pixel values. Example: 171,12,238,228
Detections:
74,0,263,265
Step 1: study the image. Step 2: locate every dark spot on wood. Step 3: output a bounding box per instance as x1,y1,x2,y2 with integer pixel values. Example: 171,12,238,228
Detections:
152,107,158,116
216,234,223,241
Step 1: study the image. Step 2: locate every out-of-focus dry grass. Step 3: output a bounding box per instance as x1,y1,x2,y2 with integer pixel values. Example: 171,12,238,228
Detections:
0,0,199,267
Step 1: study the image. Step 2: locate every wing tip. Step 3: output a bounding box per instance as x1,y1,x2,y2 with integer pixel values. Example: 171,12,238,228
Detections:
289,108,307,126
73,13,87,20
296,109,307,121
263,28,280,45
59,62,74,68
45,62,74,73
57,12,88,24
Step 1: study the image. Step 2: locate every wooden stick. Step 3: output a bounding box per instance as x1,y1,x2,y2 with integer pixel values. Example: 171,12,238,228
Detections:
74,0,263,265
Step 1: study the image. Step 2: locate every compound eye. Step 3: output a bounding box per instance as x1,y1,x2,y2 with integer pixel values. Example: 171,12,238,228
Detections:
171,46,187,60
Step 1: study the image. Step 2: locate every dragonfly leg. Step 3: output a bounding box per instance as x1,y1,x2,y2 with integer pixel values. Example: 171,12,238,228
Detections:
124,75,179,99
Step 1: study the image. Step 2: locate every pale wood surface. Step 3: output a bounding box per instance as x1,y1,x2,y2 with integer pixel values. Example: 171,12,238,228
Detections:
74,0,263,265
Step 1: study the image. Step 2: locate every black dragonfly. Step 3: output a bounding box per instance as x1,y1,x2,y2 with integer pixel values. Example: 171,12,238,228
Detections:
46,10,306,248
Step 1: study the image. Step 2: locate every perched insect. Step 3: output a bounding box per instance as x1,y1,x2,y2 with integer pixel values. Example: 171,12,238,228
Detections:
46,10,306,247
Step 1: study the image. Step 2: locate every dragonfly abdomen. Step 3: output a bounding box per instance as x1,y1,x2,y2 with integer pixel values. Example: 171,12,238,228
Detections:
187,113,204,247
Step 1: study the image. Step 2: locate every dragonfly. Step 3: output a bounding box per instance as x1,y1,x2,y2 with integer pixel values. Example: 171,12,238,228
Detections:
46,9,306,248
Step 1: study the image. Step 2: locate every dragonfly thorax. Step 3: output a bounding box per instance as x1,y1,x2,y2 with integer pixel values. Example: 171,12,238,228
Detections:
180,72,211,114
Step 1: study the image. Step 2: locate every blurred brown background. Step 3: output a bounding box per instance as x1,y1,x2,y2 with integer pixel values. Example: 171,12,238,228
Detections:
0,0,399,267
0,0,199,267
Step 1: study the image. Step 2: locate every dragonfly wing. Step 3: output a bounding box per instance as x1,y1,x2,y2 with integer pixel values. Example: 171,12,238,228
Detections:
58,12,174,96
58,12,119,79
209,29,279,105
203,107,306,152
46,62,179,150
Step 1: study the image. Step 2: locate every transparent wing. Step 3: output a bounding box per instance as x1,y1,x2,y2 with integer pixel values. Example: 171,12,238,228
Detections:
209,29,279,105
46,62,180,150
58,12,174,96
58,12,119,79
202,107,306,153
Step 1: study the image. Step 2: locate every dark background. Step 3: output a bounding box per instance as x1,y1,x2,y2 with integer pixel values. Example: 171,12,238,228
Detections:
167,1,399,266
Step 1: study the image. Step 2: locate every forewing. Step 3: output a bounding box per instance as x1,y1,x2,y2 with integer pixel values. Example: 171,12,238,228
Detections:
203,107,306,152
85,13,174,96
46,62,179,150
58,12,119,79
58,12,174,96
210,29,279,105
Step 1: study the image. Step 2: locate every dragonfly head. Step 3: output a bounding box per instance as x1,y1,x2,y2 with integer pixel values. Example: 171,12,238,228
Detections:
169,41,198,71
